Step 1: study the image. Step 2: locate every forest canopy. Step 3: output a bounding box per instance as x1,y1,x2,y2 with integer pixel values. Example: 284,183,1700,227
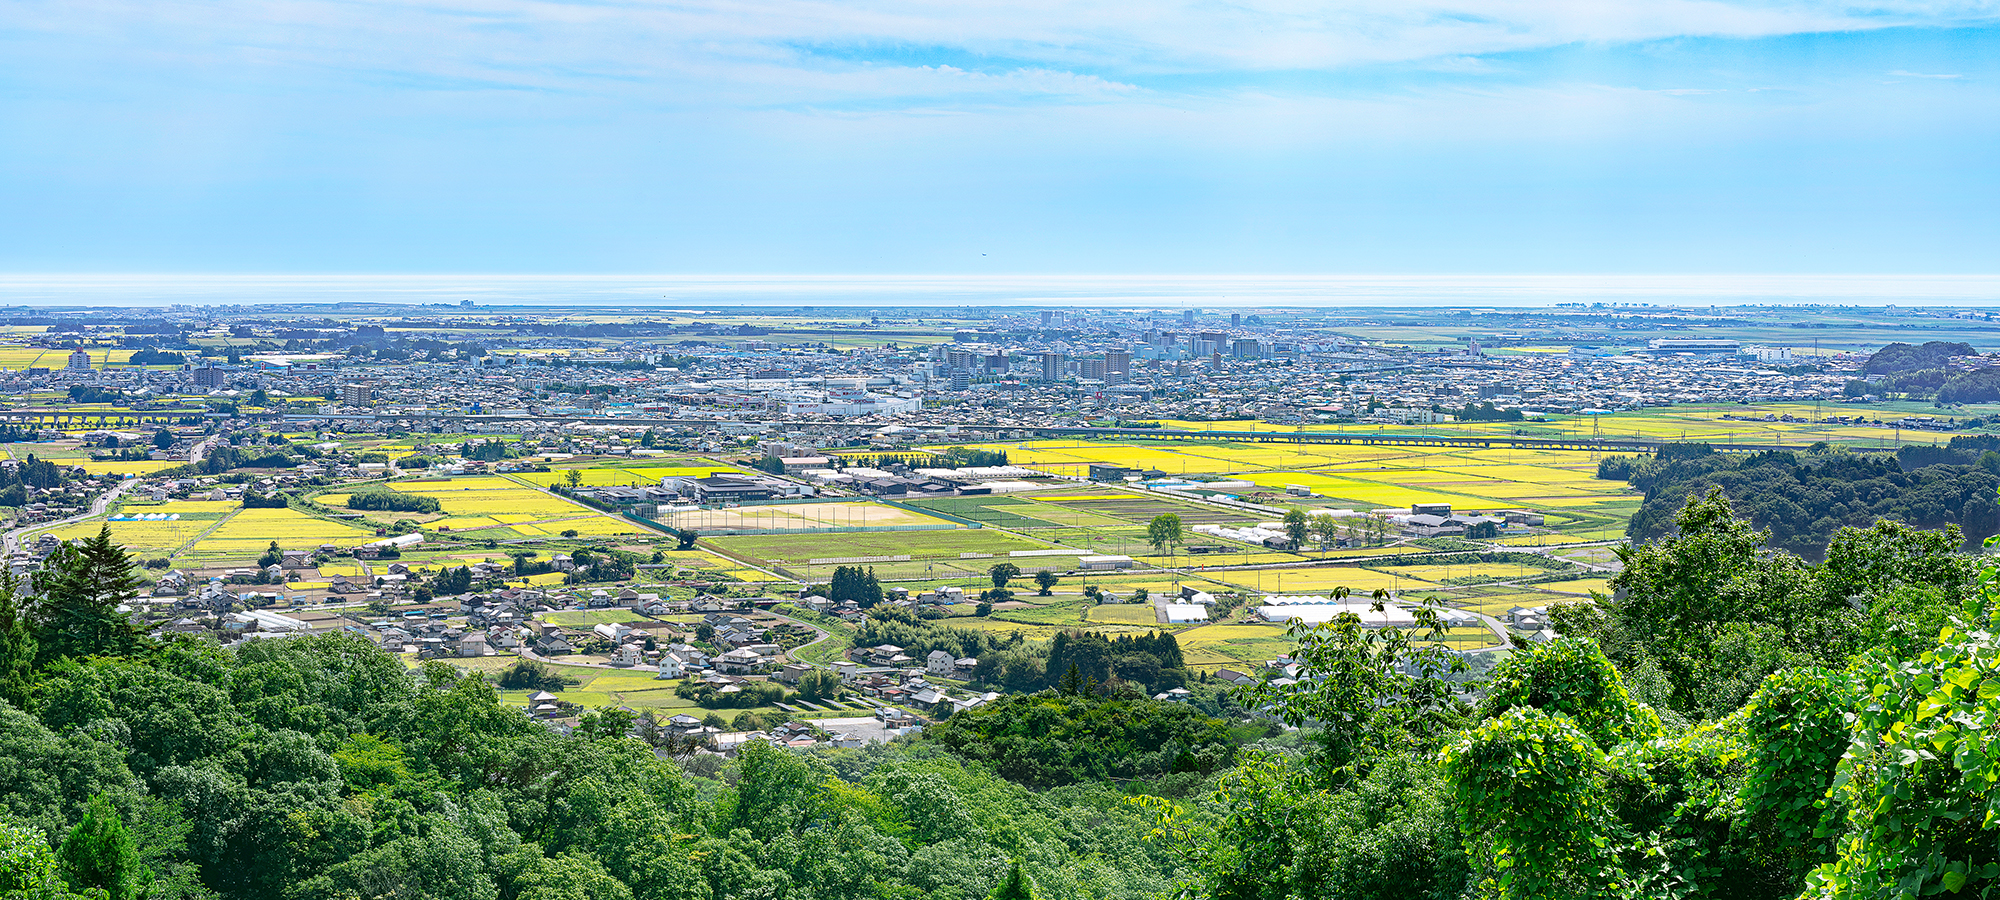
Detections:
1601,443,2000,557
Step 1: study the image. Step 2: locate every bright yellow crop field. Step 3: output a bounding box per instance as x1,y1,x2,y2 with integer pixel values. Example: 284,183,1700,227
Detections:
117,499,237,517
0,347,147,368
515,516,649,536
655,501,952,532
194,509,373,553
1375,562,1546,582
1537,578,1613,595
1220,566,1422,594
75,460,184,476
1086,604,1162,625
508,572,569,587
949,440,1640,515
390,480,594,519
513,466,736,487
34,519,208,556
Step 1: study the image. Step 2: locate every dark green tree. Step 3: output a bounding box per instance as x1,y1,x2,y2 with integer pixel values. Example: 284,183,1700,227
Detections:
1033,570,1058,596
987,562,1020,589
1283,507,1309,550
57,794,152,900
0,574,36,708
986,859,1035,900
29,526,145,666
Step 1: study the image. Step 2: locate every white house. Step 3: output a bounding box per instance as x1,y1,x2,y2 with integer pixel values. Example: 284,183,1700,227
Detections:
656,652,688,680
925,649,957,677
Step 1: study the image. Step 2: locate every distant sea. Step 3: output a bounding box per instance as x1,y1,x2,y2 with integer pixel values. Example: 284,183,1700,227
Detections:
1,274,1997,310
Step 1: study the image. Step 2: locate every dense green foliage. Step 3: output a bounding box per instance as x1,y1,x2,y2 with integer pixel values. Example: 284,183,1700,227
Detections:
0,455,70,508
1608,444,2000,557
344,489,442,514
0,629,1190,900
1863,340,1977,375
925,693,1236,788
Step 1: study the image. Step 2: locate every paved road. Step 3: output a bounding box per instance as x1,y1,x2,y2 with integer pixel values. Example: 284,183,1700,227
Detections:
2,477,137,555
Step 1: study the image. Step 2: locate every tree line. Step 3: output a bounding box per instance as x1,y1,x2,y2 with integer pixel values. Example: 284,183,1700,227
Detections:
1602,442,2000,558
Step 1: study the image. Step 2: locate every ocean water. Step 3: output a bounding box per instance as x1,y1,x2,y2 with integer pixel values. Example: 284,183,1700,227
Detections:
0,273,1996,310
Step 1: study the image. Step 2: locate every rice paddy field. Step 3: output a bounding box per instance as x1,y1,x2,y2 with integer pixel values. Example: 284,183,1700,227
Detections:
185,508,375,558
0,346,144,368
74,460,186,477
31,518,213,558
512,464,742,488
656,500,955,534
1119,403,1956,449
918,440,1640,555
316,476,652,539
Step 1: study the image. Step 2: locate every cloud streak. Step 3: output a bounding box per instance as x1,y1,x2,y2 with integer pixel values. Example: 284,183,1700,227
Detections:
6,0,1997,108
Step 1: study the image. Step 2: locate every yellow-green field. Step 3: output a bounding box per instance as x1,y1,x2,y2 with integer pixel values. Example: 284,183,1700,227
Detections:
33,518,210,557
75,460,185,476
944,439,1636,516
657,501,955,533
1535,577,1613,595
0,347,143,368
319,476,652,538
513,465,740,487
186,508,375,557
115,498,237,517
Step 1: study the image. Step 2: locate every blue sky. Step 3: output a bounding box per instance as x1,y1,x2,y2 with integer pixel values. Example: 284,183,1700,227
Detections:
1,0,1996,276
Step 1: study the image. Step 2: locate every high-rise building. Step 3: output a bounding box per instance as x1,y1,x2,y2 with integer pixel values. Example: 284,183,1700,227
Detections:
945,349,975,371
1230,313,1241,327
950,371,971,391
1105,350,1131,375
343,382,376,405
1040,352,1067,381
985,353,1009,374
1233,339,1262,359
193,367,225,388
1079,359,1107,380
66,349,91,371
1182,309,1195,325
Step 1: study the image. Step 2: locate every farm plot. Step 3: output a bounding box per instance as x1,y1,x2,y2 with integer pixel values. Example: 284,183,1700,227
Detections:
33,518,210,557
1086,603,1162,625
1174,624,1300,669
114,499,237,518
75,460,185,477
1371,562,1550,584
708,529,1055,569
369,477,619,535
513,465,739,487
1535,577,1613,596
1027,491,1257,526
1217,565,1425,595
188,509,374,556
656,501,952,533
904,496,1072,528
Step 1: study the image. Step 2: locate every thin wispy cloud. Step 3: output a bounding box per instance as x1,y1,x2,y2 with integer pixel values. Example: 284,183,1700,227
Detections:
0,0,1995,273
6,0,1997,106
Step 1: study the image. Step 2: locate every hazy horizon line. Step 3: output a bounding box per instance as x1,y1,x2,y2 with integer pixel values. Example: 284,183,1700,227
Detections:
3,272,1998,309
